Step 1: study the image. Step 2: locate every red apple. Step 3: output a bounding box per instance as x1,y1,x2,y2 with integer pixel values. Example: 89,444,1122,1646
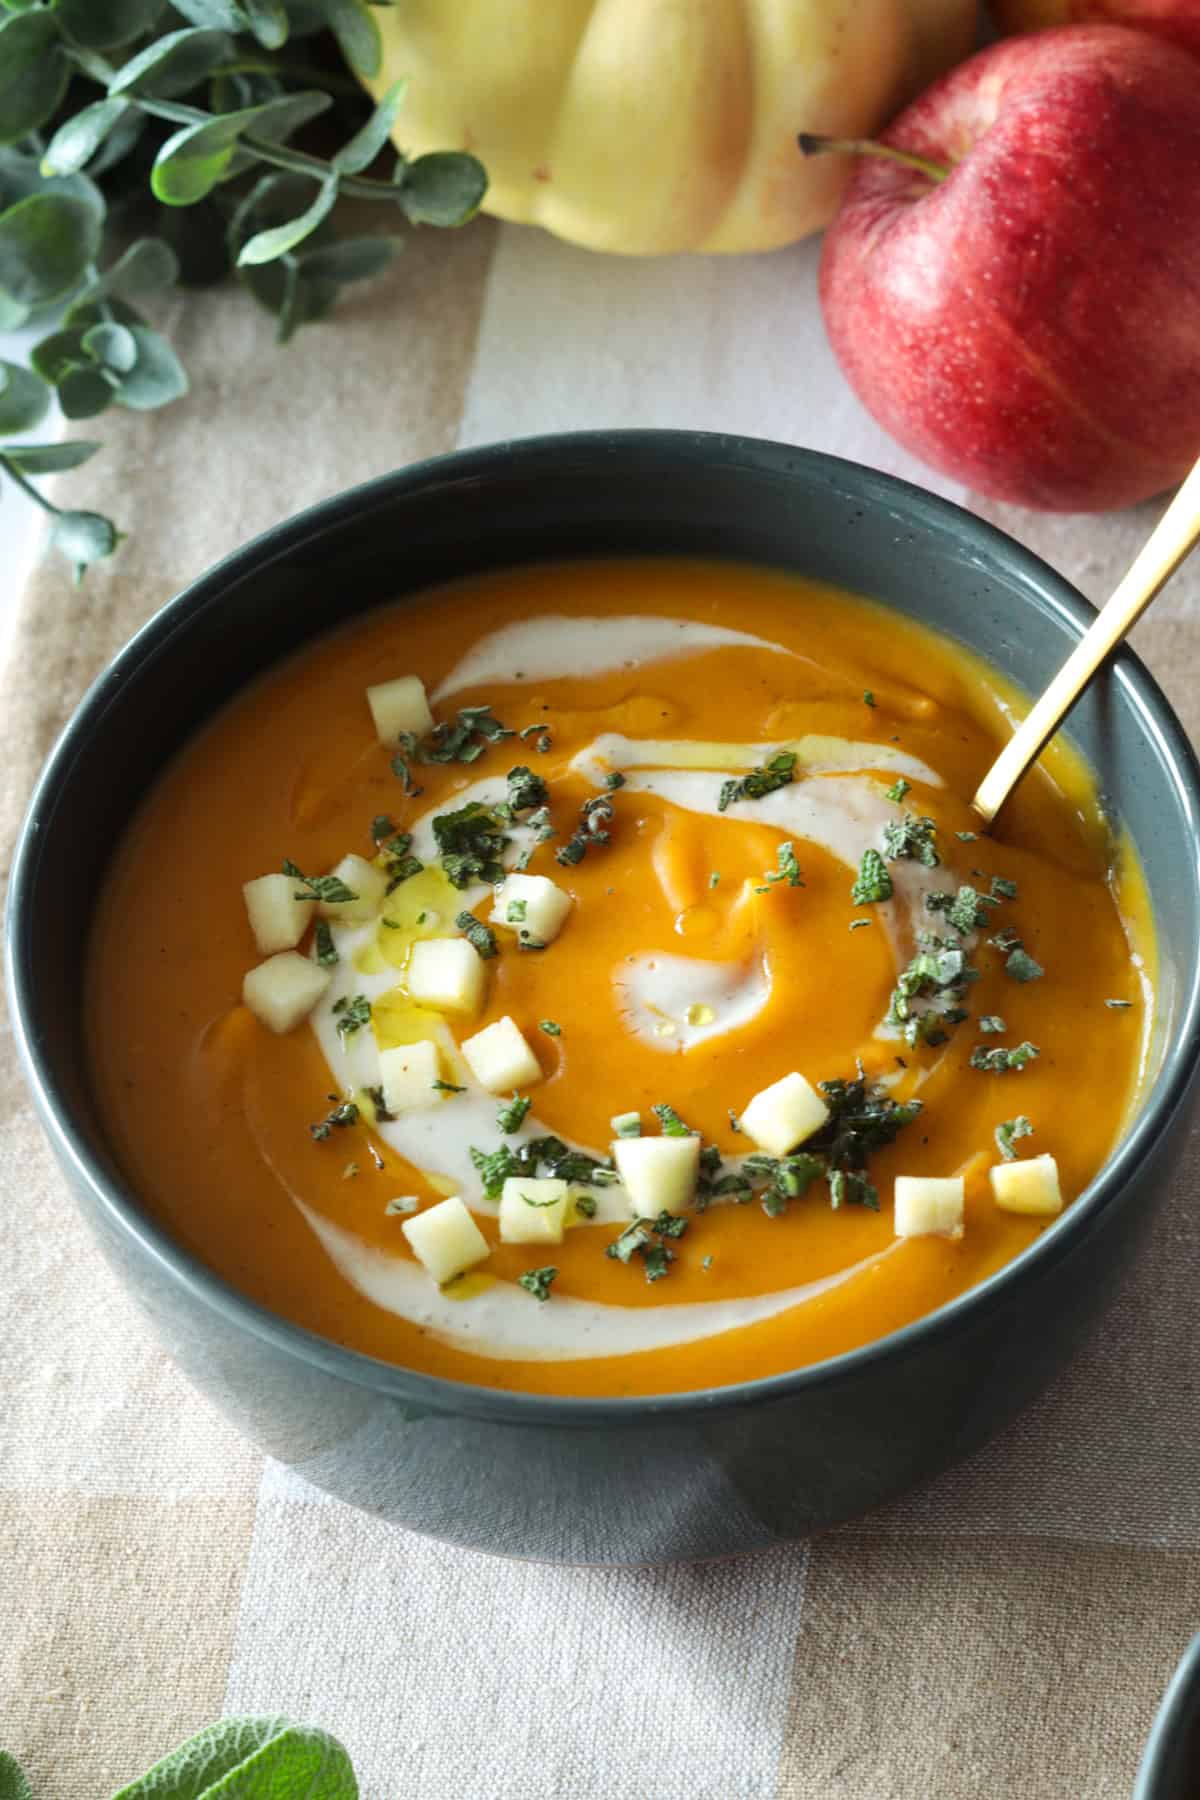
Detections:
994,1,1200,62
812,25,1200,511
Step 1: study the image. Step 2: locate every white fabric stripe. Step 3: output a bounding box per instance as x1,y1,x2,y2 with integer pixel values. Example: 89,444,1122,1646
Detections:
225,1459,809,1799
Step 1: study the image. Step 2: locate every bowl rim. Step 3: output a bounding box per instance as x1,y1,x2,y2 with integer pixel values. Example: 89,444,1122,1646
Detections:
1135,1631,1200,1799
9,428,1200,1428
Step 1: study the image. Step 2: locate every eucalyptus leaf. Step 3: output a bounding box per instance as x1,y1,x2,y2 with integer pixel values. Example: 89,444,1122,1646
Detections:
31,327,89,385
0,358,49,433
115,326,188,408
311,0,380,77
85,105,147,178
109,28,236,98
100,236,180,298
3,439,100,474
83,321,139,373
332,78,405,176
0,193,103,308
0,147,106,217
42,98,132,179
0,12,69,148
152,91,331,204
59,366,117,418
0,1750,32,1800
108,1716,358,1799
298,234,398,284
237,172,336,265
58,0,167,50
50,508,123,581
399,151,488,228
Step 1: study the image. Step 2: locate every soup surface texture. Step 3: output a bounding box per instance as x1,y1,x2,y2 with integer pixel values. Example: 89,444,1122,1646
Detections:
87,560,1151,1397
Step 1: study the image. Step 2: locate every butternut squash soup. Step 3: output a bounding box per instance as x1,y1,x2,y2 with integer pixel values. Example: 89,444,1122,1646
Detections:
86,559,1152,1397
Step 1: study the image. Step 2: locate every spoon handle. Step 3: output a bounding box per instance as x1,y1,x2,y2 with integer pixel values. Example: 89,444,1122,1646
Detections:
972,455,1200,826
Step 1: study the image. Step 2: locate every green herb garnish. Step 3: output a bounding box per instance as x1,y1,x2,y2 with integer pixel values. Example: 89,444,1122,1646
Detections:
332,994,371,1037
863,690,876,707
956,830,979,842
421,705,513,766
990,876,1019,900
497,1094,532,1133
851,847,893,905
1106,998,1133,1010
717,750,797,813
604,771,626,790
882,814,940,867
283,858,357,906
925,884,991,935
653,1103,696,1137
433,801,510,889
315,921,338,968
885,778,911,803
370,815,398,843
364,1084,395,1123
849,918,872,932
506,898,528,923
759,841,804,892
456,910,498,959
470,1134,615,1198
970,1042,1040,1073
309,1098,359,1141
1005,947,1044,983
518,1266,558,1302
979,1015,1007,1035
506,765,549,813
887,935,975,1048
556,794,614,868
612,1111,642,1138
432,1078,466,1094
539,1019,562,1037
995,1115,1034,1160
519,723,553,753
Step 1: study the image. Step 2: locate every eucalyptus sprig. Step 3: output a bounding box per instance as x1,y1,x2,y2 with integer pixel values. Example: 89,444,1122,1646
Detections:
0,0,487,579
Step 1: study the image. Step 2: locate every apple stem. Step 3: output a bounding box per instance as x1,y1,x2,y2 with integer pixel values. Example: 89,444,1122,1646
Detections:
797,132,950,185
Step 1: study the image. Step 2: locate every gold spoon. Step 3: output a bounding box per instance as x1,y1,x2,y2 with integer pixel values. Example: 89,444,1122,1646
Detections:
972,455,1200,827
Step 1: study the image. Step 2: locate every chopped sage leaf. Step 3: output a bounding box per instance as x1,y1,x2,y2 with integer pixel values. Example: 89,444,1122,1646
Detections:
851,847,893,905
1106,998,1133,1009
849,918,872,932
455,910,498,959
995,1115,1034,1161
970,1041,1039,1073
882,814,940,867
885,778,911,804
433,801,509,889
432,1078,466,1093
863,689,876,707
979,1015,1007,1035
310,1098,358,1141
990,875,1018,900
539,1019,561,1037
1005,948,1044,983
315,921,338,967
364,1083,395,1122
612,1111,642,1138
518,1266,557,1302
653,1102,696,1138
283,858,358,906
497,1093,531,1133
506,764,548,813
332,994,371,1037
717,750,797,813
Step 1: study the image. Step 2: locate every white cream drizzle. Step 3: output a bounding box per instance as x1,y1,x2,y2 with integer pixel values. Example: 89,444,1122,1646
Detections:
296,617,967,1360
295,1198,896,1362
432,614,794,700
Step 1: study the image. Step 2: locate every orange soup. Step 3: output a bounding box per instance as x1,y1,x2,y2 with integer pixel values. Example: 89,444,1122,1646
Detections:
86,559,1151,1397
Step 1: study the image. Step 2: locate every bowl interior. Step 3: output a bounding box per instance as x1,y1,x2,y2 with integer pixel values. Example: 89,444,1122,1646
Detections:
10,432,1200,1406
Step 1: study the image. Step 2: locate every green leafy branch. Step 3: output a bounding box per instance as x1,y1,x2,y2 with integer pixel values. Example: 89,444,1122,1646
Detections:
0,0,487,579
1,1718,359,1798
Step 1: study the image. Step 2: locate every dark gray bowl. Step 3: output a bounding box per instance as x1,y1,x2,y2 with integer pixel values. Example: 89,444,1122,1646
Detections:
8,432,1200,1564
1136,1634,1200,1799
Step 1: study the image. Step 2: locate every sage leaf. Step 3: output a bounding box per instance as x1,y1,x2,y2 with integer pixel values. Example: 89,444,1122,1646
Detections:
0,359,49,434
298,235,399,284
3,439,101,474
312,0,381,78
0,1750,32,1800
152,92,331,205
41,98,132,179
333,79,406,176
116,326,188,408
237,173,338,265
0,193,103,308
399,151,488,228
59,366,117,419
109,27,235,99
0,12,69,148
83,321,139,373
57,0,168,51
50,508,123,580
108,1716,358,1799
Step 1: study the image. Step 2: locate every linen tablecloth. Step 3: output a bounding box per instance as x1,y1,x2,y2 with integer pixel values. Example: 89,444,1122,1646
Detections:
4,217,1200,1800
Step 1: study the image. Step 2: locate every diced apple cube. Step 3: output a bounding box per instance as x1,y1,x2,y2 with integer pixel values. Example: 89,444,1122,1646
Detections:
401,1195,489,1285
242,873,315,954
242,951,331,1034
406,937,486,1014
612,1135,699,1217
316,853,388,921
498,1176,570,1245
489,872,573,946
990,1153,1063,1218
740,1071,829,1158
378,1040,442,1115
894,1175,965,1240
461,1016,542,1092
366,674,434,744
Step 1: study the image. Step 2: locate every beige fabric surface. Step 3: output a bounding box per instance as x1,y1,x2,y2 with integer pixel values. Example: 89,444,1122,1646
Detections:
3,217,1200,1800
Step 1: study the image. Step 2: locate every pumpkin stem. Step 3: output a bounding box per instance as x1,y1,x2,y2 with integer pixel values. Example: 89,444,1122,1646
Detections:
797,133,950,185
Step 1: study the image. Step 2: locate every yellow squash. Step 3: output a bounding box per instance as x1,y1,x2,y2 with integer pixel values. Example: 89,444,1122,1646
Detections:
369,0,977,256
